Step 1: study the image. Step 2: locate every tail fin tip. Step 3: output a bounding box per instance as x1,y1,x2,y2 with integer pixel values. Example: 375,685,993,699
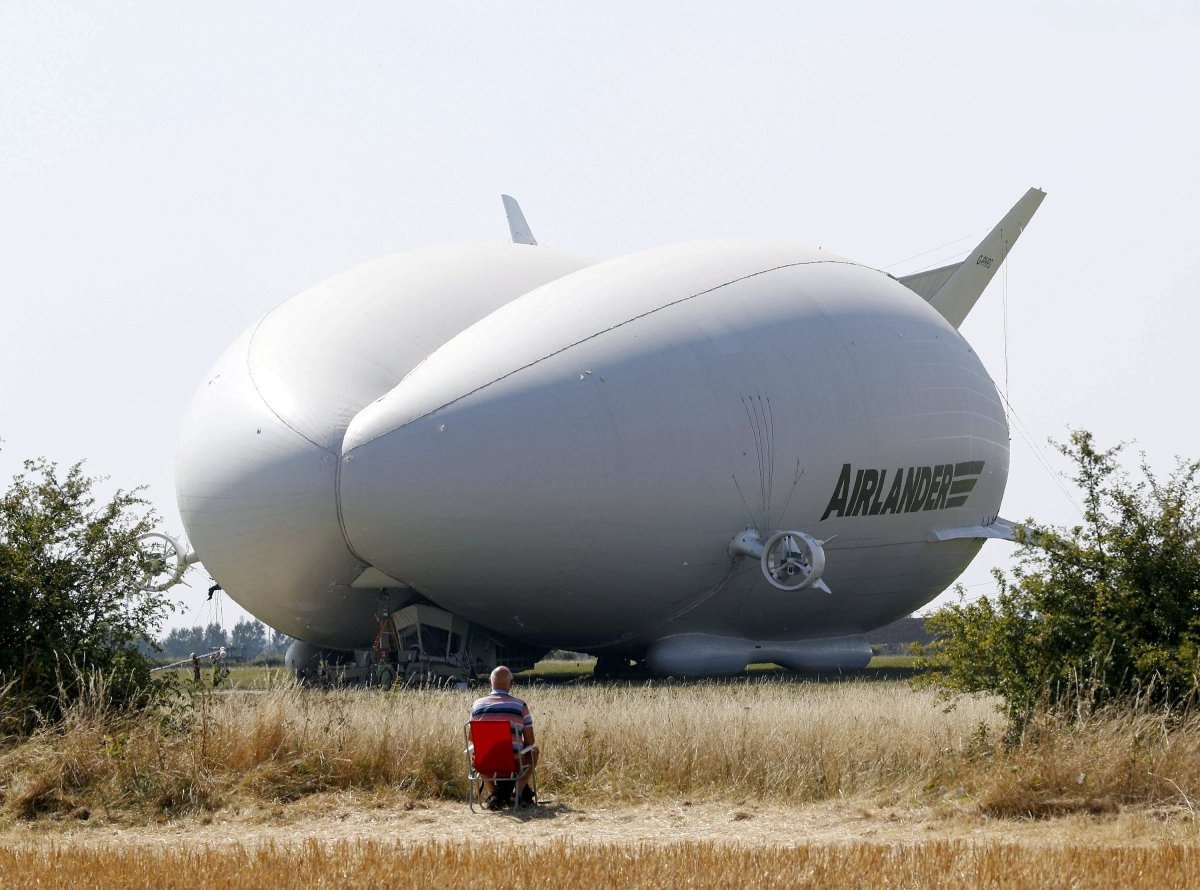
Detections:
901,187,1046,328
501,194,538,246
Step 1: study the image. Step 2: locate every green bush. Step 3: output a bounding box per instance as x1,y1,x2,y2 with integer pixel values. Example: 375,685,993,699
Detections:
917,431,1200,730
1,455,171,732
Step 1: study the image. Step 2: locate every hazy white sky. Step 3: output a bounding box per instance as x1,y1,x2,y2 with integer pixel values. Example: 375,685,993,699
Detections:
3,2,1198,632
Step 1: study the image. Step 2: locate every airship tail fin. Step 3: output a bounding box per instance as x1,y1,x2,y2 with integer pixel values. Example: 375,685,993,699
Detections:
900,187,1045,328
501,194,538,246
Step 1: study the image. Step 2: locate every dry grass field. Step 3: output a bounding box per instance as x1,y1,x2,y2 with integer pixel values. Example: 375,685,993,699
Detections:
3,836,1200,889
2,672,1199,886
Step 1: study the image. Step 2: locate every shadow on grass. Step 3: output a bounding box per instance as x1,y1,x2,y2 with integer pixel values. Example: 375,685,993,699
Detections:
524,658,925,687
195,657,926,692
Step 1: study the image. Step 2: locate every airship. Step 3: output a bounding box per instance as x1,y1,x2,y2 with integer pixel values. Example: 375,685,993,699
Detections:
165,189,1044,679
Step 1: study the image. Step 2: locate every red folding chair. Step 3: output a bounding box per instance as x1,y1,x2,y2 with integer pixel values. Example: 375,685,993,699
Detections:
464,719,536,812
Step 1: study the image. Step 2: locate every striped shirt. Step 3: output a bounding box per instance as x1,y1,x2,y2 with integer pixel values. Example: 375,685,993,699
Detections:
470,689,533,745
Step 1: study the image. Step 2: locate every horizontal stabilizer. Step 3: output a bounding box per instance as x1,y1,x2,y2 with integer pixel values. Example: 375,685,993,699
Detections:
896,262,957,301
928,516,1019,543
501,194,538,246
901,187,1045,328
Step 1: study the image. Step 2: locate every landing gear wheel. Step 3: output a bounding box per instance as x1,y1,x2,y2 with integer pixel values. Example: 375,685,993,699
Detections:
374,664,395,690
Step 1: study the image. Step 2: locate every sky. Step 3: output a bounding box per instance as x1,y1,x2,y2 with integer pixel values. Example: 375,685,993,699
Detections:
3,1,1198,634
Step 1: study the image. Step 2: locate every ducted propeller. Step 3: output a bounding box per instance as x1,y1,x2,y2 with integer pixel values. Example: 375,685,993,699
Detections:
135,532,198,592
728,528,830,592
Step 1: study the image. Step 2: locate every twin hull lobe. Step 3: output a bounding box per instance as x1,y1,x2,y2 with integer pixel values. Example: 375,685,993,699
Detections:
174,245,594,646
337,242,1009,649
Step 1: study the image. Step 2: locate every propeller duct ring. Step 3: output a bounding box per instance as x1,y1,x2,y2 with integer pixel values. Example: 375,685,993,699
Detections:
760,530,826,592
136,532,187,592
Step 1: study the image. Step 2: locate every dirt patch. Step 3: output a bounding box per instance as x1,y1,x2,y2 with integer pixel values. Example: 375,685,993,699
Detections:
3,795,1197,853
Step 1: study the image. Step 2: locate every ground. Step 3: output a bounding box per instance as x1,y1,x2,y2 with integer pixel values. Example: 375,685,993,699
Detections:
3,795,1197,851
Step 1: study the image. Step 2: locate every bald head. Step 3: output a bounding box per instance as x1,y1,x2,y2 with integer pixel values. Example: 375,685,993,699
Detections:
489,665,514,691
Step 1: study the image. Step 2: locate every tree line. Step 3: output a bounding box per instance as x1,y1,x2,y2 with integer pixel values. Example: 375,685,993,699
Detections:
155,620,293,661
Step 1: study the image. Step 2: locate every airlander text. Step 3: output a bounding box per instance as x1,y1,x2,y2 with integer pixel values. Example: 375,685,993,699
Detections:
819,461,985,521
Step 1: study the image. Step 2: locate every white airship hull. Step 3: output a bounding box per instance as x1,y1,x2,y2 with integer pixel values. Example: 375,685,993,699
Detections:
175,192,1042,676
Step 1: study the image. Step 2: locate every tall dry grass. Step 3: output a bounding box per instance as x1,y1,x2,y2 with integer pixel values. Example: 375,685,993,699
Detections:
2,838,1199,889
971,706,1200,818
2,676,1199,821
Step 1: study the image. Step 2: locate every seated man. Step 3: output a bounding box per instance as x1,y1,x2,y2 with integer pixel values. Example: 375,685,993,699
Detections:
470,665,539,808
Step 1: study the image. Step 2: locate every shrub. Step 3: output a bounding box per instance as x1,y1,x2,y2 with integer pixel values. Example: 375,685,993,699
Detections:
0,455,171,732
917,431,1200,730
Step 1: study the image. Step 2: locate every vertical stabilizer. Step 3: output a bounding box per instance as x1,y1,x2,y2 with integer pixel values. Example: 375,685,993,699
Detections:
901,187,1045,328
501,194,538,246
